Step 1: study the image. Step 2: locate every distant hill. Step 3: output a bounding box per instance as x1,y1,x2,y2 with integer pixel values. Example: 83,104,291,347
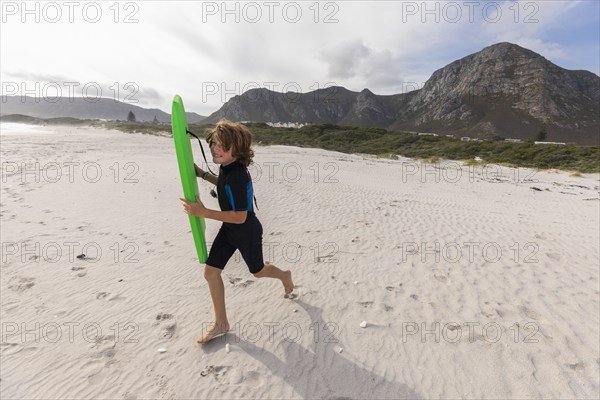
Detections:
0,96,206,123
204,42,599,145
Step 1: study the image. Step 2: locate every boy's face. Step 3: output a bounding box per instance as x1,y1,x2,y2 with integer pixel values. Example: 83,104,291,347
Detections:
209,140,235,166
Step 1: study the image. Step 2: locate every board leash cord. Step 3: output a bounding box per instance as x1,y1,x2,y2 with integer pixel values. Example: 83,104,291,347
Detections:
186,129,218,175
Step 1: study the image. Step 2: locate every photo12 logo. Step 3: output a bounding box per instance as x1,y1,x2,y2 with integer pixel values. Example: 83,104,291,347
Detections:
201,321,341,344
1,1,140,24
399,1,540,24
248,161,339,184
1,321,139,344
1,241,140,264
398,241,540,264
200,1,340,23
1,81,140,104
1,161,140,185
200,81,340,104
401,321,540,344
400,161,538,184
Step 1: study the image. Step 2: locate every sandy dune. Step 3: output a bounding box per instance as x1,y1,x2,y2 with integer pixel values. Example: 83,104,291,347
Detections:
1,125,599,399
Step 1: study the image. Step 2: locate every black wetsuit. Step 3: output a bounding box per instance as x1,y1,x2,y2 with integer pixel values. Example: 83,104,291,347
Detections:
205,161,264,273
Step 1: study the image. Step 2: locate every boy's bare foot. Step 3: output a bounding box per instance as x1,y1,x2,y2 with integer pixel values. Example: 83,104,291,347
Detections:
196,322,230,344
283,270,296,299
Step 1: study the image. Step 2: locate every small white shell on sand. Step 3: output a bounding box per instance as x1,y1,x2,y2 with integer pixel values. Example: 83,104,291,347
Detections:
353,281,359,285
225,344,230,353
360,321,368,328
293,309,298,313
158,348,167,353
337,347,344,353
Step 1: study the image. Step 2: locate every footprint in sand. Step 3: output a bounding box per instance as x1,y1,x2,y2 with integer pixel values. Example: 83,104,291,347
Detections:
90,334,116,349
1,342,40,356
122,391,138,400
87,368,108,385
8,276,35,292
226,275,256,287
225,369,244,385
239,370,263,387
155,313,177,339
546,252,562,261
89,335,117,368
200,365,231,381
566,362,585,371
227,275,243,285
153,373,176,399
386,284,405,294
519,306,542,320
108,293,126,302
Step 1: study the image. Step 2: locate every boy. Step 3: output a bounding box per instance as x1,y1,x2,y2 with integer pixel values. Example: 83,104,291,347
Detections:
180,119,295,344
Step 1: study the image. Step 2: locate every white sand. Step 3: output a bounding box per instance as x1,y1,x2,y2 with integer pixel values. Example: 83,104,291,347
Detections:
1,125,599,399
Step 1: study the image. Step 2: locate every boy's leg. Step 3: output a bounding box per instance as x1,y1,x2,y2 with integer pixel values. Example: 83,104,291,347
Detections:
253,263,295,298
197,265,230,344
239,221,295,297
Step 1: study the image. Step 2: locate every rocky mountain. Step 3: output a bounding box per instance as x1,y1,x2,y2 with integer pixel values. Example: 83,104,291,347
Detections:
0,97,206,124
204,43,599,144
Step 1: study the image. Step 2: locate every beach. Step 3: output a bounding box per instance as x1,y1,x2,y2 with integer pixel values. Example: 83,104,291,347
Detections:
1,125,599,399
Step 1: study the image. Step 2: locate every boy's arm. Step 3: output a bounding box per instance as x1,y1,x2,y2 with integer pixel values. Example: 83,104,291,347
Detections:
194,164,218,185
204,173,218,186
181,196,246,224
205,209,247,224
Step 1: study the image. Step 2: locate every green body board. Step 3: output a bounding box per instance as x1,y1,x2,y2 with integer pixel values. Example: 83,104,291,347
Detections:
172,95,208,263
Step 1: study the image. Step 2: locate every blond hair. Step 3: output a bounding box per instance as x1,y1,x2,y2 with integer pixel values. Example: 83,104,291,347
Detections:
206,119,255,167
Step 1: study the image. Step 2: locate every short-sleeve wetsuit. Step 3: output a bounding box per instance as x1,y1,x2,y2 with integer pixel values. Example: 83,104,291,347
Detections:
205,161,265,274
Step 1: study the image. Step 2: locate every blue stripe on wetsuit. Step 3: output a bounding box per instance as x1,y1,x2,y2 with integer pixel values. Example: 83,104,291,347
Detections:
246,182,253,213
225,181,254,212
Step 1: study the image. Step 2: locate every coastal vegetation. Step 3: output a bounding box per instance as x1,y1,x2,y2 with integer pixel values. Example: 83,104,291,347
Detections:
2,115,598,173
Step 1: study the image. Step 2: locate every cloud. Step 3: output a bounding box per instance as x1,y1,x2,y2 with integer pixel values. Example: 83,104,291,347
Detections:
317,41,408,94
1,70,163,105
157,14,221,60
4,71,73,83
0,0,596,114
319,39,371,79
361,49,405,93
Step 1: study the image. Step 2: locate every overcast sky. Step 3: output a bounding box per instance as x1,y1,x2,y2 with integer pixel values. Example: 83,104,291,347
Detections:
1,0,599,116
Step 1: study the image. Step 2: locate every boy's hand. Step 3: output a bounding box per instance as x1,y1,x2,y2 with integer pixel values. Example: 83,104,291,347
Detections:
180,195,208,218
